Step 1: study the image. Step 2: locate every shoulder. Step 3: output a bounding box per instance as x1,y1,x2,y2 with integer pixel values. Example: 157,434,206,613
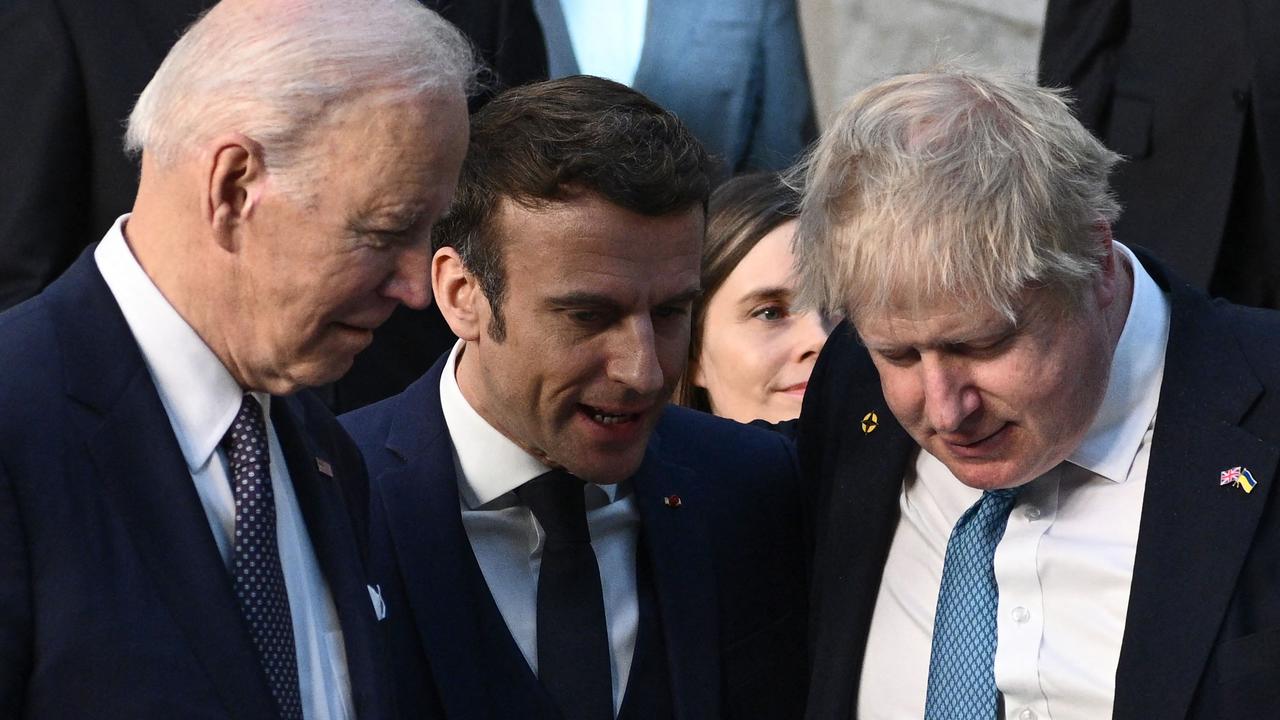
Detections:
0,294,66,427
338,392,401,455
653,404,796,473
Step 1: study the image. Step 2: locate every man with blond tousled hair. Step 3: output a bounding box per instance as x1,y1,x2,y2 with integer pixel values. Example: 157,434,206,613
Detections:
797,67,1280,719
0,1,475,717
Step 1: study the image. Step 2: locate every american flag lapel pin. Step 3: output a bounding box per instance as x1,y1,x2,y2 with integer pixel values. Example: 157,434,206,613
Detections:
1220,466,1258,494
316,457,334,478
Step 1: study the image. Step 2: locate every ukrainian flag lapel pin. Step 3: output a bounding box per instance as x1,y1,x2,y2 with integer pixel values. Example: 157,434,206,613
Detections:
861,411,879,435
1220,466,1258,494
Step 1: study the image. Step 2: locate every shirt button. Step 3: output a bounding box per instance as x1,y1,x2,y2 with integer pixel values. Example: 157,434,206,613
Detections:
1019,709,1038,720
1024,505,1042,521
1012,606,1031,623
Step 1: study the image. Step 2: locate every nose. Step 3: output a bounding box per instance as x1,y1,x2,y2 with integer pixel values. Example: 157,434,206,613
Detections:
380,241,433,310
920,354,980,433
607,316,665,397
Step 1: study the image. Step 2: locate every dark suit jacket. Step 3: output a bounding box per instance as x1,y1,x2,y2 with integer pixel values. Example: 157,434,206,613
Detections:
340,355,809,719
1038,0,1280,296
0,0,547,411
799,255,1280,718
0,250,393,719
534,0,815,176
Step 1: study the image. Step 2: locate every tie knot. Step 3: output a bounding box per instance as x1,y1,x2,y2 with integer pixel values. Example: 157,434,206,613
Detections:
516,469,590,545
221,394,268,469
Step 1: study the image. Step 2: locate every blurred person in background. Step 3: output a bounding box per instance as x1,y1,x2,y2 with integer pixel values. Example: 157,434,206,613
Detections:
680,172,831,424
532,0,816,177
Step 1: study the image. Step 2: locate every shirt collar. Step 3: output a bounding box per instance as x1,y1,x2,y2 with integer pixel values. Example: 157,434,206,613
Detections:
439,340,622,509
94,214,249,473
1067,242,1170,483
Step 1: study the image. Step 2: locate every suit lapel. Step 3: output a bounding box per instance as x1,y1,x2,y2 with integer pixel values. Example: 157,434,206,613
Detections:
633,455,721,720
377,372,550,718
807,409,914,719
1113,279,1279,719
272,399,389,720
529,0,578,76
59,255,276,719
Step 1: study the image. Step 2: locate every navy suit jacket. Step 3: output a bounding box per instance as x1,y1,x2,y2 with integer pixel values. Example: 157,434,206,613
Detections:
1038,0,1280,294
340,354,809,719
0,250,393,719
799,255,1280,718
534,0,815,175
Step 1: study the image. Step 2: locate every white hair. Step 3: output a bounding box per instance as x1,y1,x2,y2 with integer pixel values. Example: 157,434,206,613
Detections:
794,65,1122,323
126,0,477,181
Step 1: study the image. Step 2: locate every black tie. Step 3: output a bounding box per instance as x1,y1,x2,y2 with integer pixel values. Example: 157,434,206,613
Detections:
221,395,303,720
516,470,614,720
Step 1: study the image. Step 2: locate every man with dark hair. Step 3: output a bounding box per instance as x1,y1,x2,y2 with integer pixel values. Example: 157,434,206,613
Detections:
340,75,808,720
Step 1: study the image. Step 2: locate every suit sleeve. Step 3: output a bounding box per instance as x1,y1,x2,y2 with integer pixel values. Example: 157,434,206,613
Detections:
741,0,817,172
0,460,32,716
0,0,94,310
1037,0,1129,133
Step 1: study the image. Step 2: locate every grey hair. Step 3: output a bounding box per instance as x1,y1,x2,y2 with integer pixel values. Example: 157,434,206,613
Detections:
125,0,478,186
793,65,1122,323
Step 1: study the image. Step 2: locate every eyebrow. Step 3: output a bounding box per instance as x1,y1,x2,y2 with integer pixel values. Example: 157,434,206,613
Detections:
736,286,792,305
547,287,702,309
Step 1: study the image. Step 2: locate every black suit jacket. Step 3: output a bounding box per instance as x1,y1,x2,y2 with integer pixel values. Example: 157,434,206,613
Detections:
0,0,547,411
340,355,810,719
799,255,1280,718
0,250,393,718
1038,0,1280,296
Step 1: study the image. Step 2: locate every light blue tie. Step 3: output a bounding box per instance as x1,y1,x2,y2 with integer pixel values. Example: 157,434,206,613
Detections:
924,488,1018,720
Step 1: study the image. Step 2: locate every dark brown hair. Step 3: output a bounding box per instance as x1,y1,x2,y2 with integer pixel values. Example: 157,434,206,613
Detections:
433,75,715,340
678,171,802,411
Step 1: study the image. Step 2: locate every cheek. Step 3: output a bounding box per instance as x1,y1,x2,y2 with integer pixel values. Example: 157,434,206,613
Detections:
877,369,925,423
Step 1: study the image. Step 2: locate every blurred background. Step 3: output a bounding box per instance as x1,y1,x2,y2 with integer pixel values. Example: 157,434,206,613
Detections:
799,0,1047,126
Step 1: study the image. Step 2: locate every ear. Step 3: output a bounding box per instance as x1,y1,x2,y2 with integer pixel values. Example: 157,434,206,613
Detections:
433,247,487,341
1091,220,1121,309
203,133,267,251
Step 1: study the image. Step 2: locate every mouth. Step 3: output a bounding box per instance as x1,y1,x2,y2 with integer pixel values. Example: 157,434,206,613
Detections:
778,381,808,397
580,403,645,426
939,423,1010,458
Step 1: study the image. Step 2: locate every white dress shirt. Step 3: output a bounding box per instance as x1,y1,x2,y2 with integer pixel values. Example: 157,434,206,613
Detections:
95,215,354,720
558,0,648,86
439,340,641,716
859,243,1171,720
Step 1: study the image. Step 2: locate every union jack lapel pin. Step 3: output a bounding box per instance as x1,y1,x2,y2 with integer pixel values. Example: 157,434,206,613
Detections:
1220,466,1258,494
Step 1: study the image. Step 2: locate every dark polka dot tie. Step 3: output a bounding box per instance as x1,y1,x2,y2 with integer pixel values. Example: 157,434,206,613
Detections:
221,394,303,720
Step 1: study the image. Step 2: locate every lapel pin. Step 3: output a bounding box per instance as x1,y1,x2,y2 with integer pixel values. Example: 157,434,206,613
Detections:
316,457,334,478
861,411,879,435
663,494,682,508
1220,466,1258,494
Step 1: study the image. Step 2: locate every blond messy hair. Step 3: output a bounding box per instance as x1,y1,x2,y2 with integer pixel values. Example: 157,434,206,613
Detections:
794,65,1122,323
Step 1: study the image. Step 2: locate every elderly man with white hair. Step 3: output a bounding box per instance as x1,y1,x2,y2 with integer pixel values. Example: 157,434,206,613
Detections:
797,67,1280,719
0,1,473,717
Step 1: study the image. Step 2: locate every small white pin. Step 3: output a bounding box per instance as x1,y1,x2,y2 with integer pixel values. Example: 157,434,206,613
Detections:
316,458,334,478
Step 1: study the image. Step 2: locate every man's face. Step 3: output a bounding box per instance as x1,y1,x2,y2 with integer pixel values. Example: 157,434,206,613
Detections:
855,290,1115,490
457,194,703,484
229,91,469,393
